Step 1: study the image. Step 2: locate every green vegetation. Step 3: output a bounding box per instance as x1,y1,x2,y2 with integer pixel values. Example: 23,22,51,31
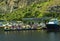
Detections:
0,0,60,21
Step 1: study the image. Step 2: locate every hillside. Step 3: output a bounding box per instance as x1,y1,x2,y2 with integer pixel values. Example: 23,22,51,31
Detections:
0,0,47,13
0,0,60,21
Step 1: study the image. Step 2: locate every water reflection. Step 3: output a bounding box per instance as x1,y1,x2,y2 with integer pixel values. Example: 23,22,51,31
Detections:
0,30,60,41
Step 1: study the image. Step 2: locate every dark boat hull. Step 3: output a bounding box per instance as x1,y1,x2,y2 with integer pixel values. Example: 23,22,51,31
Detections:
46,24,60,31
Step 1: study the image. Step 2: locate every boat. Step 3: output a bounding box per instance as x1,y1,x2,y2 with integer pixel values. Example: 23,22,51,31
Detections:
46,19,60,31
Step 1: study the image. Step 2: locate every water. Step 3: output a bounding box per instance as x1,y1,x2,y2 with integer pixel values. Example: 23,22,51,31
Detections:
0,30,60,41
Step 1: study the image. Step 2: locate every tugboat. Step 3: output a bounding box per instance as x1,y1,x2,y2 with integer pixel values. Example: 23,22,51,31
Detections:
46,19,60,31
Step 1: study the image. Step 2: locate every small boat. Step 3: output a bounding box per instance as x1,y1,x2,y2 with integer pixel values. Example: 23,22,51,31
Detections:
4,25,11,31
46,19,60,31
